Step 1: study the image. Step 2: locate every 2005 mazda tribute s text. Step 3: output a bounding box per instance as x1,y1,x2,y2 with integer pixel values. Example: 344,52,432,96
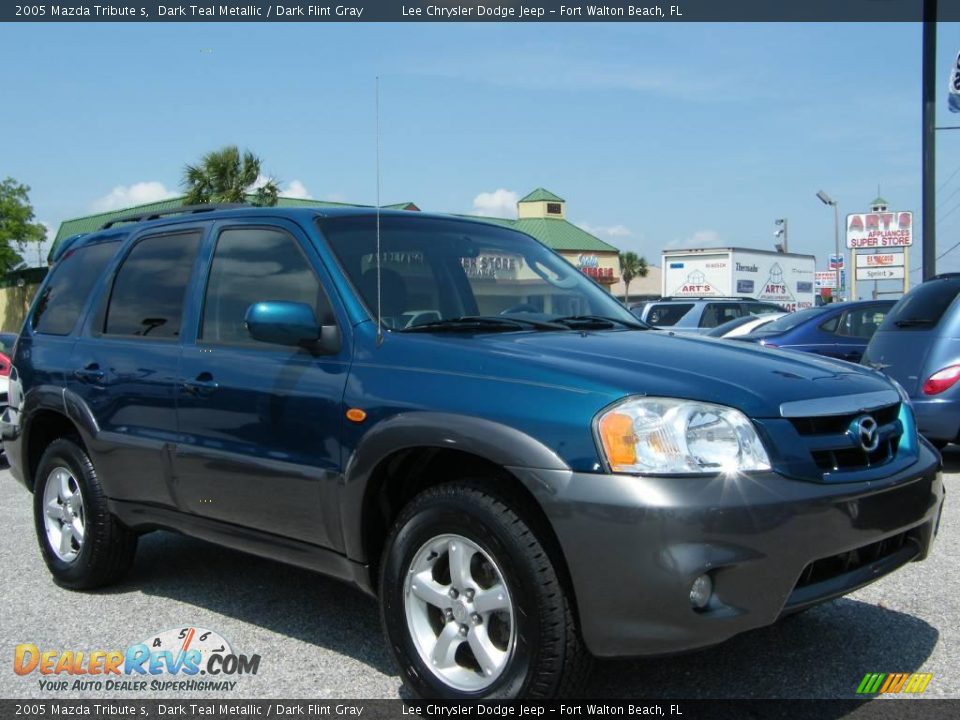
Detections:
0,206,944,698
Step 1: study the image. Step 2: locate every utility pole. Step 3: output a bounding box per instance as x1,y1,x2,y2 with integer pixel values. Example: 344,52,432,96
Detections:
817,191,842,301
922,0,937,279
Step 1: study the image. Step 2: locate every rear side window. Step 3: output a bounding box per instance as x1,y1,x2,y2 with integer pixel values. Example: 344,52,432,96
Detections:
201,227,331,344
882,278,960,330
105,231,202,338
836,306,889,338
699,303,742,328
32,241,119,335
646,303,693,327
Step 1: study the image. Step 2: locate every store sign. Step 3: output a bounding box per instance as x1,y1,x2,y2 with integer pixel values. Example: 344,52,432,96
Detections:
461,254,522,278
846,211,913,249
815,271,837,289
829,254,845,270
864,253,905,267
581,266,615,280
578,254,599,268
856,266,905,281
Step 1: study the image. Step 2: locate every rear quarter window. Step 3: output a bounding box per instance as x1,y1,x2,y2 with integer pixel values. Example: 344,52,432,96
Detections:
645,303,694,327
882,278,960,331
32,241,119,336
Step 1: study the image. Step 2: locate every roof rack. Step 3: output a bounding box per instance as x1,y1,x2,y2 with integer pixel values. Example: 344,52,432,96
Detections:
99,203,247,230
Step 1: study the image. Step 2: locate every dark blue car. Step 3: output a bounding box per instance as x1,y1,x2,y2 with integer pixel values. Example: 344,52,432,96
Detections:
863,274,960,448
0,206,942,699
738,300,895,363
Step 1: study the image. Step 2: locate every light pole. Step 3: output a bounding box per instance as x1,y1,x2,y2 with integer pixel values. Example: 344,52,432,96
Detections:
817,190,841,301
774,218,788,253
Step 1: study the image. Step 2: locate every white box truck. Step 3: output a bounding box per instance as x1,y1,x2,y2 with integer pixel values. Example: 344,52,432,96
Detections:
661,247,817,311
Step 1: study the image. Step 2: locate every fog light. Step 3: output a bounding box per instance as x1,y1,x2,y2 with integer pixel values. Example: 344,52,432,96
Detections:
689,574,713,610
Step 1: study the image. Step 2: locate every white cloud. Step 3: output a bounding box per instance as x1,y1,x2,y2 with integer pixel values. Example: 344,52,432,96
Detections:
90,181,178,212
280,179,311,199
471,189,519,218
253,175,312,200
577,222,633,240
666,229,723,249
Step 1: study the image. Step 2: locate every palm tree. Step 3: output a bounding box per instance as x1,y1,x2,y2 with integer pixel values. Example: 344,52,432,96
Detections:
182,146,280,206
619,251,649,302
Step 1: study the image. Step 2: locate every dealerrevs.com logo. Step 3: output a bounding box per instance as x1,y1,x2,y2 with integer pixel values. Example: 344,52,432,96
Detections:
13,627,261,693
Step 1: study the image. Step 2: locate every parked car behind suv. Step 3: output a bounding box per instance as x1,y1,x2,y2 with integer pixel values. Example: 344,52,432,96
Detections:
738,300,894,363
1,207,943,699
631,297,784,333
862,274,960,448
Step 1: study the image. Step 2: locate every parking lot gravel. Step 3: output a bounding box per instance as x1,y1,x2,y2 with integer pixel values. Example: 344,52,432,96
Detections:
1,452,957,700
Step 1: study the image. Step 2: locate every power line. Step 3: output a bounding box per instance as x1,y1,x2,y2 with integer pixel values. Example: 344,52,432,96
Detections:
938,165,960,194
937,198,960,227
937,182,960,211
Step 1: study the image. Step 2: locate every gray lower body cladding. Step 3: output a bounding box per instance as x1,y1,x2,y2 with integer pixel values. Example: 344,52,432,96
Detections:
510,440,944,658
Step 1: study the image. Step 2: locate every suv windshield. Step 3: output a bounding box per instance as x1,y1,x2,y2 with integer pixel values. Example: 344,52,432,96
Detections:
320,215,640,330
881,276,960,330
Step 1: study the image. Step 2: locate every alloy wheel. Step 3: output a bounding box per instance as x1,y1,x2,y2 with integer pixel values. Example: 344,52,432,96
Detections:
403,533,516,692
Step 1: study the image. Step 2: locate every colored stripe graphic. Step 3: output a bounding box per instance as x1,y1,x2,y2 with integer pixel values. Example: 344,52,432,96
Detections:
857,672,933,694
857,673,886,694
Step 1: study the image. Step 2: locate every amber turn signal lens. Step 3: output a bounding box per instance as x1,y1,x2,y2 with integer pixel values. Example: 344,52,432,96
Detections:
598,411,637,467
346,408,367,423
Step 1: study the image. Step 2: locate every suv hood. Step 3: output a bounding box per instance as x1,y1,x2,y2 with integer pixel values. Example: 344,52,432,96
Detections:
400,329,896,419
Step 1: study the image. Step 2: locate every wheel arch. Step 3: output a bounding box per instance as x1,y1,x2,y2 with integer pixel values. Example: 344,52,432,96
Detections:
18,387,94,491
340,412,574,593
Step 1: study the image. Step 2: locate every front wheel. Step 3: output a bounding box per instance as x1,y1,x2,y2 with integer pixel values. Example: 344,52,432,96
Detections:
380,483,591,699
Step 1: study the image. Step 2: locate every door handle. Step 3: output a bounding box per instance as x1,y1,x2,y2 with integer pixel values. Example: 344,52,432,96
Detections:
74,364,105,383
181,372,219,397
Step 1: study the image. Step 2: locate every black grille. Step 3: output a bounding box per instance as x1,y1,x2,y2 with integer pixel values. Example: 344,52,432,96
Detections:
789,403,900,436
812,435,901,472
789,402,902,476
795,529,916,589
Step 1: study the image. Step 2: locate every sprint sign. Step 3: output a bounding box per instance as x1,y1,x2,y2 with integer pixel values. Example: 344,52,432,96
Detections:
846,211,913,249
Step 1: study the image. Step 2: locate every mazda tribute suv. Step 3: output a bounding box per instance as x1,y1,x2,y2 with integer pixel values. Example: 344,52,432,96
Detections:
1,206,944,699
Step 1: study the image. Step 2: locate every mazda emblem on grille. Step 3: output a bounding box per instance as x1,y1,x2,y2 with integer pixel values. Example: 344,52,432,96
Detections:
855,415,880,452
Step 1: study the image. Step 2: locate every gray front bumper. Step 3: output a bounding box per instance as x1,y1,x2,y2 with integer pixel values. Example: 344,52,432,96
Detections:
510,440,943,658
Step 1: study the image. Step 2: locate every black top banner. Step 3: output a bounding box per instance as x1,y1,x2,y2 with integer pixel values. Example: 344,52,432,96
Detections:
3,0,960,23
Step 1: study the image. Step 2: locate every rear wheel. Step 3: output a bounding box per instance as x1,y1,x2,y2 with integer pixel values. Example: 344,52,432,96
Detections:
33,438,137,589
380,482,591,699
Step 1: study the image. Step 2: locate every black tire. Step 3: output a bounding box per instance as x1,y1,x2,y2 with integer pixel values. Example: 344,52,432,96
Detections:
32,438,137,590
380,482,592,699
932,439,949,450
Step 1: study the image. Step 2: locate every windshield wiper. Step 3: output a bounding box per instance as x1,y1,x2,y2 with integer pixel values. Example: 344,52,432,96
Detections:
400,316,566,333
551,314,649,330
894,318,936,327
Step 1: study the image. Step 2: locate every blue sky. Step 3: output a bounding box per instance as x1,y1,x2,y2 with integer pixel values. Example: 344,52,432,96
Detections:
1,21,959,285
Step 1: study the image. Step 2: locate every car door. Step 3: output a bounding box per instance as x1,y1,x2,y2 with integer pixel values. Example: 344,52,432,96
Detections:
67,226,205,508
174,220,351,548
832,304,891,363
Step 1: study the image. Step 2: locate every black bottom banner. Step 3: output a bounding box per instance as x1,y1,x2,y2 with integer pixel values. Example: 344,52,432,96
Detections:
3,700,959,720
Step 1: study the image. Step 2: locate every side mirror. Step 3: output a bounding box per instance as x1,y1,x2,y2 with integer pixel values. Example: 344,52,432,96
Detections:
244,301,341,355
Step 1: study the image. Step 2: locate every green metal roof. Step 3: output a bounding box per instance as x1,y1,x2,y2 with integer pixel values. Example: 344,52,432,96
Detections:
464,216,618,253
871,196,889,207
51,190,615,259
50,194,417,258
519,188,565,203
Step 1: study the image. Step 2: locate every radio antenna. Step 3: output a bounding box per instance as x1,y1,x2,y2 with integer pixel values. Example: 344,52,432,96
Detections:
375,75,384,346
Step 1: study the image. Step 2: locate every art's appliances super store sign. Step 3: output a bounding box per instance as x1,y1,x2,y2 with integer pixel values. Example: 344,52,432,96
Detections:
846,211,913,249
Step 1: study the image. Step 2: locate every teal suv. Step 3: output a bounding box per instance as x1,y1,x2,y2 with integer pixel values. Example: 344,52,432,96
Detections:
1,206,944,698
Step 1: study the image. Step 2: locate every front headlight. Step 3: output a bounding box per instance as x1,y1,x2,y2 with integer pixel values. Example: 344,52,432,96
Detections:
596,397,771,475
